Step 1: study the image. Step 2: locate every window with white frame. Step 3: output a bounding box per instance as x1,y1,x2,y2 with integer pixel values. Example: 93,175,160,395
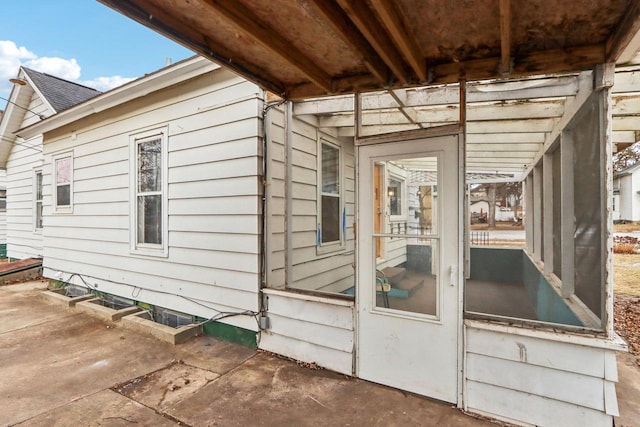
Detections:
34,170,43,230
53,153,73,212
388,176,404,218
318,140,342,248
0,189,6,212
131,129,167,255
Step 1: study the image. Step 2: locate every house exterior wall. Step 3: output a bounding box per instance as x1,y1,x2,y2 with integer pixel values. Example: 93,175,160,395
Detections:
465,322,621,426
260,288,354,375
265,109,356,294
40,69,263,331
0,170,7,247
616,172,640,221
6,91,53,259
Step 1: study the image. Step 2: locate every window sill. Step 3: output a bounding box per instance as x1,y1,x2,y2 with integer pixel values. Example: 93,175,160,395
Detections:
316,242,346,256
130,246,169,259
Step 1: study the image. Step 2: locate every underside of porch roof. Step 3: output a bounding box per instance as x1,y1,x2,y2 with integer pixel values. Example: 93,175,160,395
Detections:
293,65,640,177
99,0,640,100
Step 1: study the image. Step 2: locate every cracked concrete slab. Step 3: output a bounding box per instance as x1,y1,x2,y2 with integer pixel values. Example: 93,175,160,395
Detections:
14,389,177,427
114,362,220,411
0,281,500,426
165,352,496,427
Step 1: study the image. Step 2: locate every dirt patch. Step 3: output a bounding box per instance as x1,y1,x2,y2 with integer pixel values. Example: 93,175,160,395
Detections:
615,294,640,368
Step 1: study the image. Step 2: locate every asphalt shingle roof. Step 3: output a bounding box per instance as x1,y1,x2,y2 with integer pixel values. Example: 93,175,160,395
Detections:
22,68,101,113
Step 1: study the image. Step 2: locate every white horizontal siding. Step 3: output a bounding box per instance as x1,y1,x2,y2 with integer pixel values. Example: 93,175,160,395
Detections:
260,289,354,374
7,133,49,259
40,68,263,327
465,325,619,426
264,106,286,289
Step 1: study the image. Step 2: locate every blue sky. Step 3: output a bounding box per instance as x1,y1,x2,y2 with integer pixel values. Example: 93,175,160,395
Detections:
1,0,192,96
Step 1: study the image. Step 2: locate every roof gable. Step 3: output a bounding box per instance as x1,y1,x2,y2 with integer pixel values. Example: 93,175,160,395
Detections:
22,68,101,113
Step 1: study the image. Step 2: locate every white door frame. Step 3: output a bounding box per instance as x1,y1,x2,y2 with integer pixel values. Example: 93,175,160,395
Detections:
355,129,465,404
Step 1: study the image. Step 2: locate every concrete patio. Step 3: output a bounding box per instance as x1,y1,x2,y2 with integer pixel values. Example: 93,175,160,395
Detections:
0,280,496,427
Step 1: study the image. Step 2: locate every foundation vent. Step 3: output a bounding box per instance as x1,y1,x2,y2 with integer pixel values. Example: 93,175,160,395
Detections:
154,307,194,328
65,284,90,298
100,294,135,310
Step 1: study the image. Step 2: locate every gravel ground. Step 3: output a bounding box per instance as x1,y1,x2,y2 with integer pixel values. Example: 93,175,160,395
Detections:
615,294,640,367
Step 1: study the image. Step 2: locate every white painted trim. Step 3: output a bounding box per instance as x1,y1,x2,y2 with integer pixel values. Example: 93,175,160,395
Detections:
263,288,354,307
129,126,169,258
51,151,74,214
542,152,554,275
18,56,220,139
32,167,43,233
464,319,627,351
316,135,346,255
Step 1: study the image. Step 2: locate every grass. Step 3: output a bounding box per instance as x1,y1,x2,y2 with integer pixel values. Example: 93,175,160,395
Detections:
614,222,640,233
614,253,640,297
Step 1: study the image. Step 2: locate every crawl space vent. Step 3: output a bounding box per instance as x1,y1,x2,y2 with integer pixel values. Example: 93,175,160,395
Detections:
65,284,90,298
98,294,135,310
154,307,194,328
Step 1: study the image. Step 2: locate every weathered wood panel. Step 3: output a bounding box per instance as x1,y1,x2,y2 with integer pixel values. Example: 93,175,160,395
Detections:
465,325,619,426
260,289,354,374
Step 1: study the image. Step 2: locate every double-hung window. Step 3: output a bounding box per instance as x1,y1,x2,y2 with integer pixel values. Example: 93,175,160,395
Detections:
34,170,43,230
318,139,343,252
131,128,167,256
53,153,73,212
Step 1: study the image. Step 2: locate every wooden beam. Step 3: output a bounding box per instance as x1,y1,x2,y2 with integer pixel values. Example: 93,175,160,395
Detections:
499,0,511,75
369,0,427,81
524,71,594,177
196,0,333,92
287,45,603,99
606,0,640,63
431,44,605,86
98,0,286,96
335,0,410,83
307,0,389,84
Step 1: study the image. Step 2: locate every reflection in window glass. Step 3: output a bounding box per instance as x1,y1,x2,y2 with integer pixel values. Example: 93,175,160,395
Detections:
35,172,43,229
55,157,71,207
136,137,162,246
320,142,341,244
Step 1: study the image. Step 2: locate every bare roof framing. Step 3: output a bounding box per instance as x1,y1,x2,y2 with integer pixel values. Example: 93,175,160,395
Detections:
99,0,640,99
292,66,640,178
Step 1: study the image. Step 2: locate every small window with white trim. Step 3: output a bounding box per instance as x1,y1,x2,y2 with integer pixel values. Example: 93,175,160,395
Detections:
130,128,168,256
388,176,404,218
317,139,344,252
53,153,73,212
34,170,43,230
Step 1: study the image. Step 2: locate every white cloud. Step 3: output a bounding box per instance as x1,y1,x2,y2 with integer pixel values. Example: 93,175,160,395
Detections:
80,75,136,92
0,40,135,96
24,56,81,81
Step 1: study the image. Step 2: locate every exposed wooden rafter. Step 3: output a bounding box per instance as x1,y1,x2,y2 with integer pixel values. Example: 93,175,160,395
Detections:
99,0,286,96
289,44,604,99
499,0,511,75
196,0,333,92
307,0,389,85
335,0,410,83
606,0,640,64
369,0,427,82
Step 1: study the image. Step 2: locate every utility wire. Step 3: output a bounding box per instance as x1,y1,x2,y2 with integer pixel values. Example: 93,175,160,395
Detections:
0,95,46,120
0,135,42,152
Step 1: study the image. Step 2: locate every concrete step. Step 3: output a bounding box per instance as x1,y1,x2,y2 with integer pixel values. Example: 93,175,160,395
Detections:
390,277,424,298
380,266,406,282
